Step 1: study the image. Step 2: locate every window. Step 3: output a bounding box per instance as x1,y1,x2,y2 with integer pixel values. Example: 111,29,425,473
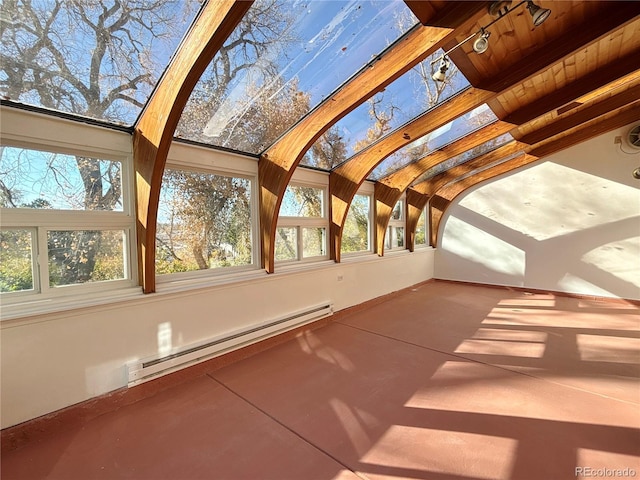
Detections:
0,145,134,299
385,199,406,251
276,184,328,262
415,207,428,247
156,167,255,276
341,194,371,254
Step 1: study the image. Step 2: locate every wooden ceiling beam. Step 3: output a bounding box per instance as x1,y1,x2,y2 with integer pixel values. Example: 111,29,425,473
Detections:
503,54,640,125
133,0,252,293
405,188,431,252
478,3,640,93
258,5,489,273
429,106,640,247
328,7,640,263
329,87,494,261
516,88,640,145
373,121,514,255
405,1,487,28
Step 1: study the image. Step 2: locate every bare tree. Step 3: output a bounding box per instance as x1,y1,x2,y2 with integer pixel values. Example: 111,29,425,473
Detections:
1,0,198,283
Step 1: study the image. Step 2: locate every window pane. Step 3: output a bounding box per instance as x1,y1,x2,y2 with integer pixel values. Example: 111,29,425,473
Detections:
342,194,370,253
0,2,198,125
275,227,298,261
0,146,122,211
279,186,324,217
415,209,427,246
391,200,403,220
0,229,34,293
48,230,125,287
396,227,405,248
302,227,326,258
157,170,253,273
385,226,392,250
177,0,417,152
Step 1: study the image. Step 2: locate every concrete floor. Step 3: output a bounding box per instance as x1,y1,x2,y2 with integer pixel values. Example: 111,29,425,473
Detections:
2,281,639,479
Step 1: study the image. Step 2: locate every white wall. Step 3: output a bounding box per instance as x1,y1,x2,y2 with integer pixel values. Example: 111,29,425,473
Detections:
0,249,434,429
436,122,640,300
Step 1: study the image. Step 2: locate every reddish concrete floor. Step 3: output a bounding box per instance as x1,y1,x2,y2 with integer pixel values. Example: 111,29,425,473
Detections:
2,281,639,480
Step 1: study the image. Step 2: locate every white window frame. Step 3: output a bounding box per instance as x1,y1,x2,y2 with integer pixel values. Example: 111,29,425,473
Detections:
0,107,137,303
341,186,374,257
276,169,329,265
385,197,406,252
414,206,429,248
155,141,260,283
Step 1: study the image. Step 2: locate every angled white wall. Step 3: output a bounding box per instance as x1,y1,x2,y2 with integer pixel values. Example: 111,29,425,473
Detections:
436,122,640,300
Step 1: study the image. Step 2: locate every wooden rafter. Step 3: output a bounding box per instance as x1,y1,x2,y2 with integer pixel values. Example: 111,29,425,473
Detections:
373,121,514,255
133,0,252,293
258,3,489,273
341,11,640,257
429,106,640,246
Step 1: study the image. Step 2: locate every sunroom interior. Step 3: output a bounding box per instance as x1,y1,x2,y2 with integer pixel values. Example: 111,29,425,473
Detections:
1,0,639,478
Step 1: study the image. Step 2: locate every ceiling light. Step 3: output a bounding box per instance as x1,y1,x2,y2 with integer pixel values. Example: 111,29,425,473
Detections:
432,56,450,82
473,30,491,54
527,1,551,26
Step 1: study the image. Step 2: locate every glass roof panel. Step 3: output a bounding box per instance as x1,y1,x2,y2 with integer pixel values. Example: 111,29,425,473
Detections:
176,0,417,153
367,103,498,181
302,50,471,170
412,132,514,185
0,1,200,125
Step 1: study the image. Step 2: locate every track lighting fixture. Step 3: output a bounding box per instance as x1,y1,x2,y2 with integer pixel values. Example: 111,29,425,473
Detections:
429,1,552,84
473,29,490,54
526,1,552,27
431,56,450,82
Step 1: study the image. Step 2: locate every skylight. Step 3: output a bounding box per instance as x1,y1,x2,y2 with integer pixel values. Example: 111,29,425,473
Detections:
175,0,417,153
367,104,499,181
412,132,515,185
302,50,471,170
0,1,200,125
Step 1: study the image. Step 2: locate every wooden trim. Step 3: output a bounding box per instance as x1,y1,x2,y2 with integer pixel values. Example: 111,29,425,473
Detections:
477,4,640,93
329,87,494,261
504,57,640,126
517,90,640,145
374,182,400,256
133,1,252,293
258,24,462,272
430,110,639,246
406,187,430,250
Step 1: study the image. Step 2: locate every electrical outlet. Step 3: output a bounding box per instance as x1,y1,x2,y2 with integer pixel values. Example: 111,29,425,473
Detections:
614,136,622,144
337,274,344,282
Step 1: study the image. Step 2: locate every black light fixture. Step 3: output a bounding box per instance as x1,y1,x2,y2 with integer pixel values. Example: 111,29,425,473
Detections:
430,1,552,82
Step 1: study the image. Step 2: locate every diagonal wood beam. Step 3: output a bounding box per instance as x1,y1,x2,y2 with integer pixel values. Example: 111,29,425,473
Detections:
330,87,495,262
405,187,431,252
352,18,640,257
258,3,489,273
429,105,640,247
373,121,514,255
503,56,640,126
133,1,252,293
328,8,640,264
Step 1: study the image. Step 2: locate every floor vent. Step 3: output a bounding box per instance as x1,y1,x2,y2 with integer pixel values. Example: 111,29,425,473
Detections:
126,303,333,386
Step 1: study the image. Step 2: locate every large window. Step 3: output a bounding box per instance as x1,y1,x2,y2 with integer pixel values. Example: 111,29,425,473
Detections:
156,167,254,276
341,194,371,254
415,207,428,247
276,184,328,262
0,145,134,298
385,199,406,251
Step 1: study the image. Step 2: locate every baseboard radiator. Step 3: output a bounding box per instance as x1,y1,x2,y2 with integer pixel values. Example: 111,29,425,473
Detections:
126,303,333,386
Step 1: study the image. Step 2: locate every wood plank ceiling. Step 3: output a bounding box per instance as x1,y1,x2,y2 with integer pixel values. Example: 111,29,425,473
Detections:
133,0,640,292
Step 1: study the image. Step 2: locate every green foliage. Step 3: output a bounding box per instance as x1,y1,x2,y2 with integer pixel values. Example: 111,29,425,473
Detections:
0,230,33,292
